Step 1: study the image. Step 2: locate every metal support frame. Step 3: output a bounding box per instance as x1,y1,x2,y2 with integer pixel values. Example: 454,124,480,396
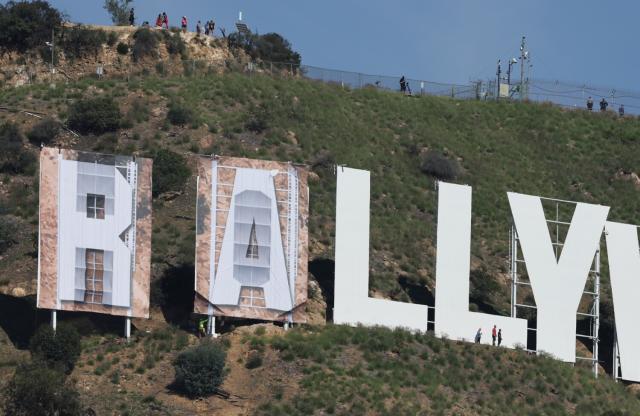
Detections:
125,317,131,340
613,328,621,381
208,315,218,338
510,198,601,378
51,310,57,331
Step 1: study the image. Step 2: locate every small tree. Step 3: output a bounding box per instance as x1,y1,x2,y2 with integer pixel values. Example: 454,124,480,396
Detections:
4,364,82,416
173,341,227,398
27,118,60,145
30,323,82,375
0,122,36,174
0,1,63,55
151,149,191,197
132,28,159,62
67,96,121,135
103,0,133,26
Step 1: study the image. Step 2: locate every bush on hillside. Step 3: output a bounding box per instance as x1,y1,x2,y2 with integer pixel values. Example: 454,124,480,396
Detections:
228,32,301,67
3,363,82,416
116,41,129,55
167,101,195,126
0,215,19,254
67,96,121,135
27,118,60,145
0,122,36,174
132,28,159,62
151,149,191,196
173,341,226,398
29,323,82,374
61,25,107,60
162,31,187,59
0,1,63,54
106,31,119,47
419,150,459,181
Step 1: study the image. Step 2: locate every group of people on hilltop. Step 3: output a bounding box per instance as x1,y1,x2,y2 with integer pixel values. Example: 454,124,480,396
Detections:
155,12,169,29
586,96,625,116
475,325,503,347
195,20,216,37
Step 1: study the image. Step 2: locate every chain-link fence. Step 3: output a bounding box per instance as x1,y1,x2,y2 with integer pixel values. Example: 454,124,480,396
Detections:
35,57,640,115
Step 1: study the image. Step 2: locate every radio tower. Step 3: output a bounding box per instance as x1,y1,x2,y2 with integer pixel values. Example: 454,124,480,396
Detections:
519,36,529,100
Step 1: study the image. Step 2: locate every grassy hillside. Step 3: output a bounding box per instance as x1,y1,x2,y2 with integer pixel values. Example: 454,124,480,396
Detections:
1,71,640,312
1,70,640,415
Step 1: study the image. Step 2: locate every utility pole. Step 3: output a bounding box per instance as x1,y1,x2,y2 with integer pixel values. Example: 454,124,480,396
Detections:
496,59,501,101
519,36,527,100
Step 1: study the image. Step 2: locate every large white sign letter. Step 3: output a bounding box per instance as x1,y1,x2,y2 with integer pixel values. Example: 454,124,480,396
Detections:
434,182,527,348
508,193,609,362
605,221,640,382
334,167,430,331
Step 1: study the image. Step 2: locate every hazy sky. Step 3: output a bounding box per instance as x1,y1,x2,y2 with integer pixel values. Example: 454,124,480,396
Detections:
25,1,640,90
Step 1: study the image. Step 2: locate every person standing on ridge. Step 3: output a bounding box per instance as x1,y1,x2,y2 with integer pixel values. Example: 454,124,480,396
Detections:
498,329,503,347
399,76,407,93
475,328,482,344
587,96,593,111
129,7,135,26
492,325,497,346
162,12,169,29
181,16,188,32
600,98,608,112
155,14,163,27
196,20,202,36
619,104,625,117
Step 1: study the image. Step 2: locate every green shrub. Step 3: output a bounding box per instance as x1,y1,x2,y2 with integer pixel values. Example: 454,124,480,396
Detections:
132,28,159,61
419,150,459,181
61,25,107,60
163,31,187,58
0,215,20,254
29,323,82,374
173,340,227,398
0,122,36,174
3,363,82,416
228,32,301,67
0,1,63,54
166,101,195,126
27,118,60,145
67,96,121,135
245,351,263,369
151,148,191,196
106,31,119,47
116,41,129,55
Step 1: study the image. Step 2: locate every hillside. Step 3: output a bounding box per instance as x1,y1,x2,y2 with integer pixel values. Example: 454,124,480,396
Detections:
1,69,640,414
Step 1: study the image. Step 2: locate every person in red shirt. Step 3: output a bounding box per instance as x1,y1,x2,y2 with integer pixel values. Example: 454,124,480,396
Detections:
162,12,169,29
492,325,497,346
181,16,188,32
155,14,162,27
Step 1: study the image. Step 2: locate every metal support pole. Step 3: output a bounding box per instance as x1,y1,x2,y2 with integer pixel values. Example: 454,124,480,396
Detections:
208,315,218,338
510,225,518,318
125,317,131,340
593,248,600,378
613,329,619,381
51,310,57,331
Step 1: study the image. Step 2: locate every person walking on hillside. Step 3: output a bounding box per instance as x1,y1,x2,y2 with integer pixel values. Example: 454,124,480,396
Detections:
155,14,163,27
399,76,407,93
204,20,210,36
129,8,135,26
600,98,608,112
586,96,593,111
498,329,503,347
474,328,482,344
181,16,188,32
209,20,215,37
196,20,202,37
198,318,208,337
619,104,625,117
492,325,497,346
